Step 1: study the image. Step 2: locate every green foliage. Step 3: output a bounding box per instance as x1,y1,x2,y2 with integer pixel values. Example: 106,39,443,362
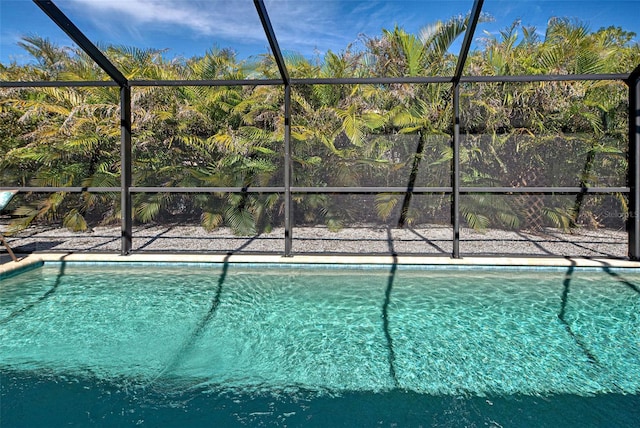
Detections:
1,17,638,234
375,194,399,220
224,203,257,236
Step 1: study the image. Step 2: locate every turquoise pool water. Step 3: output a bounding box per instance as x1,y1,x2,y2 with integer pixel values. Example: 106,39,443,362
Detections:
1,263,639,426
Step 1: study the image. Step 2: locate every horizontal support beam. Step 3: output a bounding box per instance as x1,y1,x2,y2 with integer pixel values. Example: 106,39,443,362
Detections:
130,73,629,87
1,186,630,194
0,81,118,88
292,186,630,194
131,187,283,193
292,77,454,85
2,74,631,89
459,74,629,83
130,79,284,87
459,186,630,193
0,187,120,192
291,187,452,193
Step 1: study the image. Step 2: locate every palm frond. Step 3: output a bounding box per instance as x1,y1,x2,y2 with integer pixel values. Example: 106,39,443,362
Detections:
62,208,89,232
201,212,224,231
375,194,399,220
224,205,256,235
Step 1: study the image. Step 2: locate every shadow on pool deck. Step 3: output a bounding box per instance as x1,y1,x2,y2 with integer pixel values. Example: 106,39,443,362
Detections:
0,224,630,259
1,241,65,264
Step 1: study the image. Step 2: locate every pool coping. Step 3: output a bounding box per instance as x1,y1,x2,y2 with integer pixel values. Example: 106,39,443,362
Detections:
2,253,640,278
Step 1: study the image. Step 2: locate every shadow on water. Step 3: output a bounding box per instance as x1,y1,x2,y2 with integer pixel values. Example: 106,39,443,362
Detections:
147,236,260,386
597,260,640,295
4,368,640,427
0,254,69,325
558,259,599,364
384,227,400,388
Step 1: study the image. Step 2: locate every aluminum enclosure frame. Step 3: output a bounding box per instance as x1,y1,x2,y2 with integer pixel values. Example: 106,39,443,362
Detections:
628,64,640,259
1,0,638,259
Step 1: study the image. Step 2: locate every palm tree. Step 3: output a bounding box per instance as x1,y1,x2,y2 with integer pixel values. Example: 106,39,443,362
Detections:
2,17,637,237
1,38,120,231
366,16,474,227
461,19,636,231
129,48,284,234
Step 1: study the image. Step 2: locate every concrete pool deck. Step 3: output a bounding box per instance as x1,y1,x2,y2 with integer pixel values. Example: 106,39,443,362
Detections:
2,253,640,279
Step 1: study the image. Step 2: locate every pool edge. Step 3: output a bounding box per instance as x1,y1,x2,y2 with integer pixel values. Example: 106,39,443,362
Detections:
13,253,640,269
0,255,44,279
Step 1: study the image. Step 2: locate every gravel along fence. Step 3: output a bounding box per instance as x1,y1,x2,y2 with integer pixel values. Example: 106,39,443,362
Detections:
0,224,629,260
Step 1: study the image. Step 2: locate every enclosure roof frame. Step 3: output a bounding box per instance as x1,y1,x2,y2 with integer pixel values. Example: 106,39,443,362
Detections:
1,0,637,260
33,0,128,87
628,63,640,85
454,0,484,83
4,0,631,84
253,0,290,84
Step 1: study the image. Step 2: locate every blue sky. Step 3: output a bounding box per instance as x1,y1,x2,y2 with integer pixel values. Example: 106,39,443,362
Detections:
1,0,639,65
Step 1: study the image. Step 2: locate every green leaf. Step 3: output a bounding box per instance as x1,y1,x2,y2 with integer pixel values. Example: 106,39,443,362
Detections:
375,194,399,220
62,208,88,231
201,212,223,231
327,218,343,232
225,205,256,236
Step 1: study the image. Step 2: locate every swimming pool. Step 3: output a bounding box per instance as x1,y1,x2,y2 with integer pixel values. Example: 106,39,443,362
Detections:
1,262,639,426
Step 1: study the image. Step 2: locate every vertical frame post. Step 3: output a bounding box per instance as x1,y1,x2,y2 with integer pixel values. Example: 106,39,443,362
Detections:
452,83,461,258
120,85,132,255
284,84,293,256
254,0,291,256
629,75,640,260
450,0,483,259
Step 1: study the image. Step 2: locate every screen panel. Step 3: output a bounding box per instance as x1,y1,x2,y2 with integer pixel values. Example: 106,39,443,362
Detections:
130,192,284,253
51,0,274,81
291,83,453,188
0,86,121,188
459,81,628,188
132,85,284,187
459,193,627,257
267,0,474,78
291,193,452,255
0,191,121,255
467,0,640,76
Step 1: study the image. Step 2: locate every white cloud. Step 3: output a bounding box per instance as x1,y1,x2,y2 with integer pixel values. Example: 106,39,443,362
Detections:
57,0,468,57
262,0,421,54
62,0,269,43
58,0,363,55
264,0,350,52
